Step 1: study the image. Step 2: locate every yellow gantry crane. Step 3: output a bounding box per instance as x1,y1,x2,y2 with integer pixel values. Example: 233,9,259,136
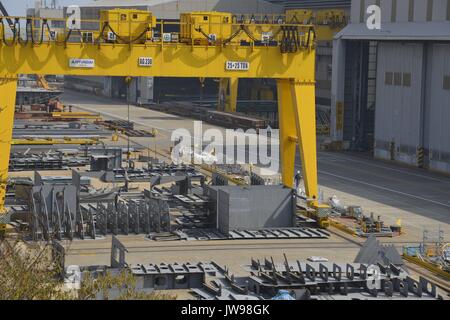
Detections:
0,1,57,94
285,8,347,41
0,10,328,230
217,8,348,113
214,9,347,227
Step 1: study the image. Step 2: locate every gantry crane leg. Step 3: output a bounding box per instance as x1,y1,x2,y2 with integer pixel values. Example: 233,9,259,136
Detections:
290,79,318,208
277,78,318,208
0,77,17,218
218,77,238,112
218,78,228,111
276,79,297,188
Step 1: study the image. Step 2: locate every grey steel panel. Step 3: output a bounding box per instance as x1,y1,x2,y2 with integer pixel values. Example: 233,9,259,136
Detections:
211,185,295,235
175,227,329,240
374,42,424,164
426,44,450,172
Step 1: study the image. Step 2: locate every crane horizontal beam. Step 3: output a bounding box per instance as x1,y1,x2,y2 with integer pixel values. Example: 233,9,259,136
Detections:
0,43,315,80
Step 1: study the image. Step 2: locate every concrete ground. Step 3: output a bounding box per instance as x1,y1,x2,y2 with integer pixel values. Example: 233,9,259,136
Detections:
315,152,450,243
61,90,450,246
9,89,446,298
64,234,360,274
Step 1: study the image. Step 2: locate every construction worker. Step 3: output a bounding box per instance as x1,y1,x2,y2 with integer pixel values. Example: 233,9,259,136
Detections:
294,170,302,191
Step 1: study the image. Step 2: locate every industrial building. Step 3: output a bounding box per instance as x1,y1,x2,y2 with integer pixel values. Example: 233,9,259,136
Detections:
331,0,450,173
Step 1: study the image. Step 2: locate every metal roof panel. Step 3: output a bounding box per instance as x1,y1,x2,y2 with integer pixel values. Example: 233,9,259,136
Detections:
336,21,450,40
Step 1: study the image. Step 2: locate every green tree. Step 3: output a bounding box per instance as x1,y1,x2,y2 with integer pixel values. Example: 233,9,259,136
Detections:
79,270,176,300
0,239,69,300
0,239,176,300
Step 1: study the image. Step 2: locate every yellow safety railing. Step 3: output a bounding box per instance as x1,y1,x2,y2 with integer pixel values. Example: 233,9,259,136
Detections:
0,14,315,52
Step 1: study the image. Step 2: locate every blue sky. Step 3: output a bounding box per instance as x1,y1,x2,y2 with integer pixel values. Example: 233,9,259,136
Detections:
2,0,91,16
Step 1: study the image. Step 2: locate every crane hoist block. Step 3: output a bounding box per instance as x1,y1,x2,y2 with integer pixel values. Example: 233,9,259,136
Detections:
180,12,232,44
100,9,156,43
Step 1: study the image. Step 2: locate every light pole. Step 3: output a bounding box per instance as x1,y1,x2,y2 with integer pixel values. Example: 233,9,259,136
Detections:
125,76,133,168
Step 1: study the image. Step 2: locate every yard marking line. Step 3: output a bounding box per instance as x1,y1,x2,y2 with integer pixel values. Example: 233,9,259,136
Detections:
71,104,171,137
319,152,450,185
317,154,450,198
318,170,450,209
68,96,450,203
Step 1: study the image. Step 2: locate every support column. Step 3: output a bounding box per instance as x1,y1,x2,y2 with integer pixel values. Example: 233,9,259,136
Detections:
290,79,319,207
227,77,238,113
103,76,112,97
330,38,346,144
0,77,17,217
218,77,238,112
276,79,297,188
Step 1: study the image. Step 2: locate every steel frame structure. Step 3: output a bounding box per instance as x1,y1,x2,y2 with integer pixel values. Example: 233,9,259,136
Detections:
0,15,321,223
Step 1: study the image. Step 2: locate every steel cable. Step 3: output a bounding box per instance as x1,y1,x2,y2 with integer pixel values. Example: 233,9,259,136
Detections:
289,14,300,24
241,25,258,42
16,18,28,45
0,17,16,46
28,18,35,45
94,22,109,45
17,18,35,46
303,26,315,48
104,23,150,44
18,18,35,46
54,28,84,46
194,26,212,41
38,20,53,45
53,28,72,46
222,25,245,45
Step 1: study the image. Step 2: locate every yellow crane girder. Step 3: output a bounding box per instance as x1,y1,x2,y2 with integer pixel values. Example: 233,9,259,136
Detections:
218,77,239,112
0,13,324,224
217,9,349,120
0,42,315,79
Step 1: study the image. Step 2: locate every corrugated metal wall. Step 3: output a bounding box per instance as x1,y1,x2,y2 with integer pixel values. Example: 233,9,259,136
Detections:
374,42,450,173
343,41,361,142
426,44,450,173
268,0,351,9
374,42,424,165
352,0,450,23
